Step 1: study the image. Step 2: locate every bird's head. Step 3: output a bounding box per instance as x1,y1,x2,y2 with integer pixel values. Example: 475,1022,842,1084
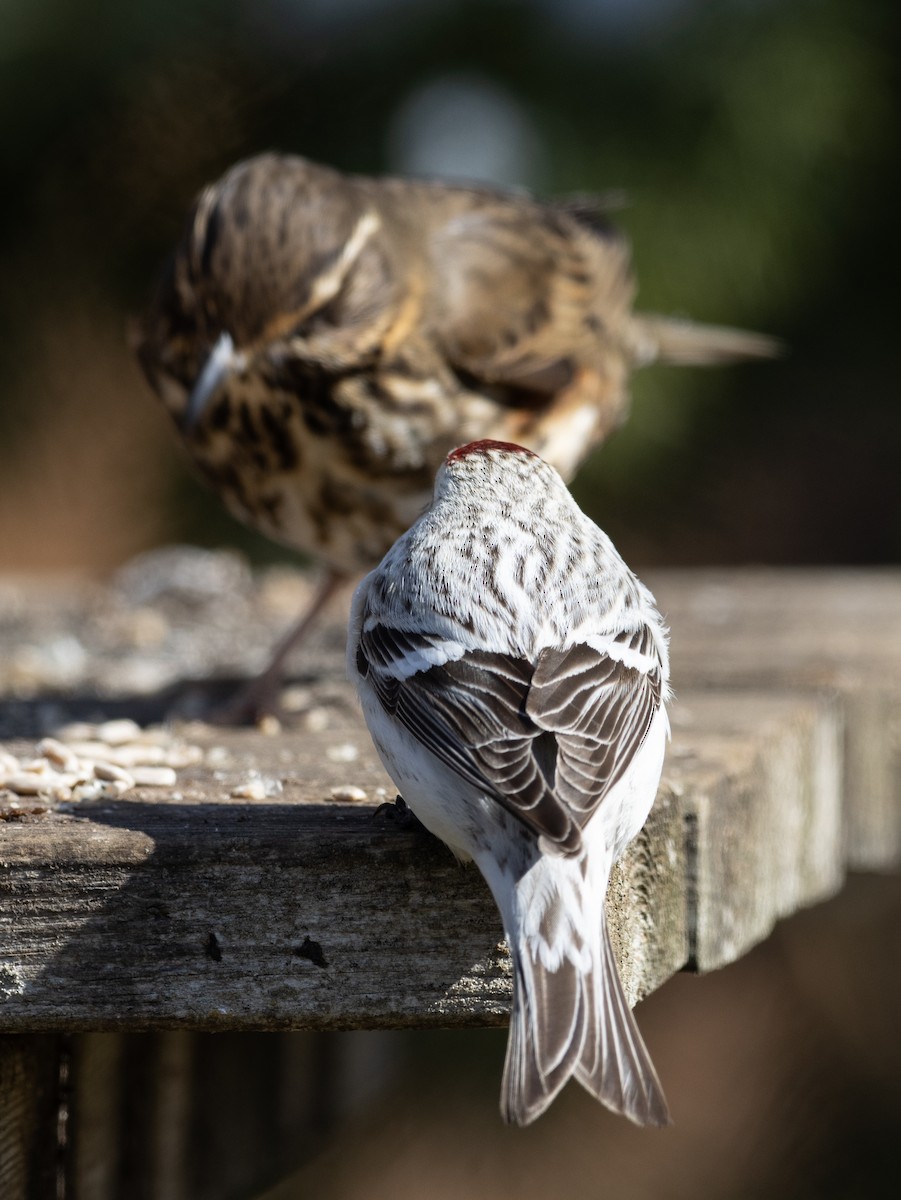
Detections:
436,440,556,509
134,152,370,434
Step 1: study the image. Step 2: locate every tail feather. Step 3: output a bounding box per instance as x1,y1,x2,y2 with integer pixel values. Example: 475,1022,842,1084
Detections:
501,912,670,1127
574,916,670,1127
634,314,783,367
501,954,588,1125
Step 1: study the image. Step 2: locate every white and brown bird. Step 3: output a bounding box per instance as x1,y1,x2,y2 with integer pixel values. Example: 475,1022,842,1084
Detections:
349,439,672,1126
136,152,774,712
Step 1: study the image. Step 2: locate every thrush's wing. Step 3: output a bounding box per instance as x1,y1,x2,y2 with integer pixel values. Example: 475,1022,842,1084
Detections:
426,195,635,395
356,622,663,857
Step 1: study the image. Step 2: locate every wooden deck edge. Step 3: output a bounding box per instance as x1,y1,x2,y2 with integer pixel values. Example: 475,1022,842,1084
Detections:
1,685,883,1032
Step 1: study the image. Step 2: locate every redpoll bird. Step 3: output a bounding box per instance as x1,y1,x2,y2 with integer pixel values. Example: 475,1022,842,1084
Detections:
348,439,672,1126
136,152,773,713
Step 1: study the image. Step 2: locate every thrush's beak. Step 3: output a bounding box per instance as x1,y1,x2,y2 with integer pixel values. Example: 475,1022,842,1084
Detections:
183,332,247,432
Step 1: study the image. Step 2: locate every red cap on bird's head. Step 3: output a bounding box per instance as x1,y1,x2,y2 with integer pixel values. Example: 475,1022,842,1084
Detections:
446,440,538,464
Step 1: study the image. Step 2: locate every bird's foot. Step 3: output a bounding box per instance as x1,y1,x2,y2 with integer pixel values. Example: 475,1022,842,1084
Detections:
371,795,423,831
205,672,286,727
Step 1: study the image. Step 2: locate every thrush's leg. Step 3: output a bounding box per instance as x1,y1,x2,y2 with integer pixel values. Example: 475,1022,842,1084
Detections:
210,570,347,725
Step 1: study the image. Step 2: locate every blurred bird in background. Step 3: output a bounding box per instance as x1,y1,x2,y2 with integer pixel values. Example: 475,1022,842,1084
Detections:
136,152,777,718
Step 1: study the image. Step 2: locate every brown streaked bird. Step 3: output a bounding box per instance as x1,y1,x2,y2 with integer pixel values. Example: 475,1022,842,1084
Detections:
135,152,777,717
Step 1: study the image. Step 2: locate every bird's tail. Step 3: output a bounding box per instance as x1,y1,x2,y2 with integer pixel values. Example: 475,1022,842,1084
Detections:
501,912,670,1127
574,915,671,1125
631,314,783,367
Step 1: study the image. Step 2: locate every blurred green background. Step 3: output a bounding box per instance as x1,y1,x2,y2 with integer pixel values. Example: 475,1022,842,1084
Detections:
1,0,897,571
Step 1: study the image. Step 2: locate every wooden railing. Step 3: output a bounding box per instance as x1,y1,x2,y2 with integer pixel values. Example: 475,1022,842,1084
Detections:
1,563,899,1198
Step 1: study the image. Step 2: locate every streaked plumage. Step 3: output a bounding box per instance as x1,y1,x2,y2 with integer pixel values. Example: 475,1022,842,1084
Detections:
135,152,774,714
348,439,672,1125
137,152,775,570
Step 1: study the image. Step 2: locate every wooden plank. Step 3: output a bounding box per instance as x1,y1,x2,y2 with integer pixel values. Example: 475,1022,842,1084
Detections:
0,567,897,1033
68,1033,125,1200
0,1035,63,1200
668,692,844,971
1,567,896,1200
2,564,899,875
62,1031,332,1200
651,568,901,868
3,565,897,873
0,687,845,1031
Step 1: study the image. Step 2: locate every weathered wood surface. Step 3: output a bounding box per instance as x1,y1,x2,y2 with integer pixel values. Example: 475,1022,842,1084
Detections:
0,714,685,1031
651,568,901,870
0,565,899,1034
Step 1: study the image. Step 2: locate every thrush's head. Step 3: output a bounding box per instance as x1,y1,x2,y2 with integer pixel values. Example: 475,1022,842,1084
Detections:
135,152,373,429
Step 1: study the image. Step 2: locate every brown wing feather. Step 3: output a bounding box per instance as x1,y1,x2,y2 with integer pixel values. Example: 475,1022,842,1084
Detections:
527,642,662,825
359,629,582,853
427,198,634,393
358,625,662,857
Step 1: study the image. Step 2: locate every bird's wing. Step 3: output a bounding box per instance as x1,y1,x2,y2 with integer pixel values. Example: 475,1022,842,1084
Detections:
356,621,662,857
428,197,633,395
526,641,662,826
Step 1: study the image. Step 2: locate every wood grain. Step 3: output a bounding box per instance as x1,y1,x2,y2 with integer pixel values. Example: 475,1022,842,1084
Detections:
0,689,847,1029
2,564,899,1200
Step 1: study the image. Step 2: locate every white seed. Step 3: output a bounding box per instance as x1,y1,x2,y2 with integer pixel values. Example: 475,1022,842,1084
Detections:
123,607,169,648
231,779,267,800
93,761,135,788
96,718,143,745
257,714,281,737
280,685,313,714
59,742,197,770
73,779,131,802
7,772,67,796
40,771,80,789
54,722,99,743
162,745,204,768
131,766,178,788
0,750,21,777
20,758,54,775
108,744,168,767
229,774,283,799
64,740,115,761
326,743,358,764
6,774,45,795
38,737,81,772
131,727,176,746
329,785,367,803
302,708,330,733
